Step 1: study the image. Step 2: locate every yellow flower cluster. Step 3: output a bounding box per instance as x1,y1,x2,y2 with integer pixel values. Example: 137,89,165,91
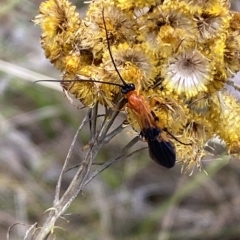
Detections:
33,0,240,169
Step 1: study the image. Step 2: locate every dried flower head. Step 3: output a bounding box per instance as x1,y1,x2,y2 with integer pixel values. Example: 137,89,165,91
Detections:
194,9,230,40
162,49,212,97
33,0,81,70
224,31,240,76
208,92,240,152
101,43,157,89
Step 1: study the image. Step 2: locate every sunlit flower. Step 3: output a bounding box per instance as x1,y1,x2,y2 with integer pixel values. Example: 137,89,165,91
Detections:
147,89,188,132
33,0,81,69
224,31,240,76
141,2,198,56
182,0,230,14
162,49,212,97
183,114,214,142
62,66,119,107
101,43,157,89
205,92,240,156
63,52,81,73
177,144,207,171
187,93,211,113
194,5,230,41
87,5,135,43
195,13,224,40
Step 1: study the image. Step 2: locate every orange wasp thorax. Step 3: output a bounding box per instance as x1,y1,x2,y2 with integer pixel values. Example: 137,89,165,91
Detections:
125,90,158,130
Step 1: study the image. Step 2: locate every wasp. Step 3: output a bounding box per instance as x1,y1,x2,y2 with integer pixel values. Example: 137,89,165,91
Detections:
101,9,177,168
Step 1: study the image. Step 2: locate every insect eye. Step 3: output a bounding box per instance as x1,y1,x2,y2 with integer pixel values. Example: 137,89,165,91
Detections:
121,87,128,94
130,84,135,90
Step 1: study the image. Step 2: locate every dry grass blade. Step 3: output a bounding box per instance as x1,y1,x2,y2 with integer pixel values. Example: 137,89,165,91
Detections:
0,59,60,91
34,102,141,239
84,138,146,186
54,109,91,204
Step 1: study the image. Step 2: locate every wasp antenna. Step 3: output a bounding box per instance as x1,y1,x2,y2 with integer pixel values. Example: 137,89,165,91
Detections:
102,8,126,86
34,79,123,88
34,79,66,84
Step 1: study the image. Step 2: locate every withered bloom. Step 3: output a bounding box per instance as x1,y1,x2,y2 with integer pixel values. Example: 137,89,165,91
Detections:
163,49,212,97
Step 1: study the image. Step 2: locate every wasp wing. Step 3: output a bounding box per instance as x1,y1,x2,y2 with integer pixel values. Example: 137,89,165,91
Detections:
142,127,176,169
147,138,176,168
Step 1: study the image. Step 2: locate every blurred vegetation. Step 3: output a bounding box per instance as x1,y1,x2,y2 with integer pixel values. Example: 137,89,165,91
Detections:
1,0,240,240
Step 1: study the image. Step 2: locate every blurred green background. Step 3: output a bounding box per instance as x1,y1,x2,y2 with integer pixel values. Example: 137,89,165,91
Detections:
1,0,240,239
